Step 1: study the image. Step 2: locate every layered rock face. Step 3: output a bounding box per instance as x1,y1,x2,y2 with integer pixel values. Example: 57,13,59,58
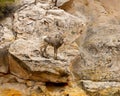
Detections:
9,0,85,83
0,25,15,74
0,0,120,96
68,0,120,95
72,24,120,81
0,0,87,95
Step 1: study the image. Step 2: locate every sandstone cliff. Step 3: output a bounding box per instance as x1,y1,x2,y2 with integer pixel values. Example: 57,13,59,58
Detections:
0,0,120,96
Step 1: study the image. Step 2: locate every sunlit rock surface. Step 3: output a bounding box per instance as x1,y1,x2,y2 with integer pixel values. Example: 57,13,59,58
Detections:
0,25,15,74
9,0,86,83
71,24,120,81
13,1,85,42
9,39,71,83
81,80,120,96
0,0,120,96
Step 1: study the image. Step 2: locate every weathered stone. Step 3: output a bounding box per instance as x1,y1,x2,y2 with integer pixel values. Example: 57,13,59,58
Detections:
0,47,9,74
81,80,120,96
56,0,70,7
34,0,70,7
1,0,120,96
71,24,120,82
1,17,13,30
13,2,86,43
60,0,120,25
0,25,15,48
9,39,73,83
0,83,28,96
15,0,35,6
26,81,35,87
9,53,31,80
0,76,87,96
0,25,15,73
8,0,86,83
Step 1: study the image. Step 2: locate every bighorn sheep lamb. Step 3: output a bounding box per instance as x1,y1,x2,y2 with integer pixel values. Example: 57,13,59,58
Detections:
40,33,64,60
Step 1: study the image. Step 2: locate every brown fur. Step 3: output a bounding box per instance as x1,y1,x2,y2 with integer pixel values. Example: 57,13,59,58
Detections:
40,33,64,60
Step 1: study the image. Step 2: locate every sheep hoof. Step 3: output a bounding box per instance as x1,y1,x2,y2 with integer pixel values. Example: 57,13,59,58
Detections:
54,57,57,60
44,55,49,58
41,54,49,59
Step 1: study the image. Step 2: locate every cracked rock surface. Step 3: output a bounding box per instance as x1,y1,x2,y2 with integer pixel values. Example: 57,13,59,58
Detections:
0,0,120,96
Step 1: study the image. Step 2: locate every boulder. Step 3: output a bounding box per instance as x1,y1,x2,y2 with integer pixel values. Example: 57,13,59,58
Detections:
9,39,72,83
0,25,15,73
81,80,120,96
13,2,86,43
8,1,86,83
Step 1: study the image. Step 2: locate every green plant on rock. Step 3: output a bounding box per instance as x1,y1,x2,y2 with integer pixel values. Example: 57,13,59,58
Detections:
0,0,15,20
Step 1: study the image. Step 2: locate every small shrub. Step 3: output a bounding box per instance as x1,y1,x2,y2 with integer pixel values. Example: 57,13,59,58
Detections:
0,0,16,20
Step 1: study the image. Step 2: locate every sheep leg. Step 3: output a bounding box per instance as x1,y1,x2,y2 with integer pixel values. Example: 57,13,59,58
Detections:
44,44,49,57
40,42,49,58
54,47,57,60
40,45,44,57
